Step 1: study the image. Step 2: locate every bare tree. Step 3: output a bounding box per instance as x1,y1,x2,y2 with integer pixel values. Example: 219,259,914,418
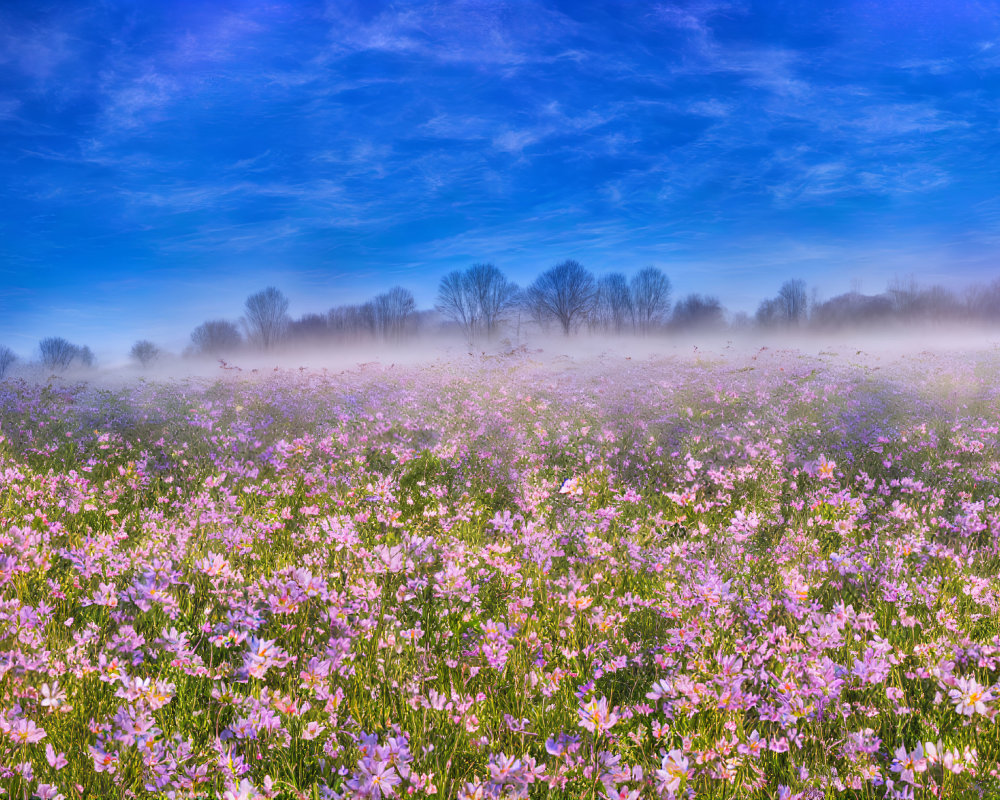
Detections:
671,294,724,329
243,287,290,350
287,313,329,344
359,301,379,338
76,346,95,368
887,276,961,323
757,279,808,327
524,260,596,335
755,297,782,327
437,264,519,343
190,320,243,356
777,279,808,324
965,278,1000,322
328,304,377,342
467,263,519,340
631,266,671,334
811,292,893,328
39,337,79,371
911,284,960,322
0,345,16,379
436,271,477,343
593,273,634,333
130,340,160,368
372,286,415,342
887,274,920,318
730,311,753,329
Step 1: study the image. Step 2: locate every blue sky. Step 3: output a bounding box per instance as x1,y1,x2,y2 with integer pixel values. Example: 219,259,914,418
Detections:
2,0,1000,356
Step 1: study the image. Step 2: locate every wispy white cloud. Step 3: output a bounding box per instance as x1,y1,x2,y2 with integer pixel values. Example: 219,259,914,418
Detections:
227,150,275,172
491,105,621,155
418,114,493,142
654,1,746,36
844,102,967,138
120,178,348,212
492,128,543,155
98,72,178,130
313,141,394,178
321,1,581,69
687,98,731,118
0,16,76,84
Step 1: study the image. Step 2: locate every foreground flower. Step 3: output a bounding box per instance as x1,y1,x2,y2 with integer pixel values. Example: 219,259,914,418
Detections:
815,455,836,480
40,681,70,713
45,743,68,770
10,718,46,745
223,779,267,800
655,749,689,796
356,760,402,799
949,676,994,717
301,720,326,740
559,476,583,496
604,788,641,800
89,744,119,774
890,743,927,785
579,696,619,735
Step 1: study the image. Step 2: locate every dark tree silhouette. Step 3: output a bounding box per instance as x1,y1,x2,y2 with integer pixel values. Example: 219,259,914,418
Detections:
777,279,808,324
328,304,376,341
887,275,920,318
372,287,416,342
437,263,519,343
39,337,79,371
630,266,671,334
593,273,634,334
671,294,724,329
467,263,519,340
965,278,1000,322
76,346,95,368
436,271,476,343
190,320,243,356
0,345,15,379
130,340,160,368
244,287,290,350
757,279,808,326
755,297,782,326
524,260,596,335
287,313,329,343
811,292,894,328
886,276,961,322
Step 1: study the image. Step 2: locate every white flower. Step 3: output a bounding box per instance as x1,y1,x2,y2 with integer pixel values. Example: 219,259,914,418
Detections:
949,676,993,717
40,681,70,712
559,477,583,496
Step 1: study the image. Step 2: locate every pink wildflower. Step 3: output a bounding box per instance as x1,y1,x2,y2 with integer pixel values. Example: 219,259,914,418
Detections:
45,743,68,770
10,718,46,745
890,743,927,785
578,696,618,735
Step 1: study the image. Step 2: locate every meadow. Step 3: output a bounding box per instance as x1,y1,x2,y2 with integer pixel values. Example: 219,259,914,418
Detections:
0,346,998,800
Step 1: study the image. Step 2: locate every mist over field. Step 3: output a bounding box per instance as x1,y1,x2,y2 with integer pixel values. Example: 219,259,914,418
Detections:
7,323,1000,385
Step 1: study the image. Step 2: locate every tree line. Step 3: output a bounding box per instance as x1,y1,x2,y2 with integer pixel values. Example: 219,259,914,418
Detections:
181,262,696,360
3,265,1000,376
747,276,1000,329
0,337,95,377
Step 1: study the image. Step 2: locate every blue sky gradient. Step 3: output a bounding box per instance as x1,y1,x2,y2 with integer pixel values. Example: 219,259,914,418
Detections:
2,0,1000,356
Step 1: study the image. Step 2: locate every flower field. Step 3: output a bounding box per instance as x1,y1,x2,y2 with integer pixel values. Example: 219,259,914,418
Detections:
1,348,999,799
